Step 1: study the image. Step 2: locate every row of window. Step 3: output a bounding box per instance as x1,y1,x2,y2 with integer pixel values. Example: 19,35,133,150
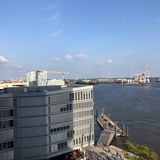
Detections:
49,102,93,114
73,118,93,128
50,125,70,133
58,141,67,150
73,102,93,110
0,141,14,151
60,104,72,112
0,109,14,118
0,99,13,107
0,120,13,129
73,134,94,145
69,90,93,101
75,126,94,136
73,110,93,119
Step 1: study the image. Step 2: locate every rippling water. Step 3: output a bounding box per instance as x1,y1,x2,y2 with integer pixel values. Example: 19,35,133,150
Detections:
94,81,160,155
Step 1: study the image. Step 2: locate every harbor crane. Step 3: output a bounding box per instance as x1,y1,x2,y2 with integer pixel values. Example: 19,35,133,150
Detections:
46,71,69,80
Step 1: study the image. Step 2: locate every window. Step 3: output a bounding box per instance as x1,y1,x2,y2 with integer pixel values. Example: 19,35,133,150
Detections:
69,104,72,110
67,131,74,138
91,90,93,99
58,142,67,150
48,107,51,114
0,141,14,151
0,120,13,129
67,104,70,110
81,92,83,100
49,136,51,143
92,134,94,140
50,125,70,133
10,109,13,116
49,146,51,152
48,117,51,123
76,139,78,144
73,139,75,145
13,99,17,106
61,104,72,112
48,97,50,104
78,92,80,100
75,93,77,100
0,109,14,118
69,93,74,101
8,141,14,149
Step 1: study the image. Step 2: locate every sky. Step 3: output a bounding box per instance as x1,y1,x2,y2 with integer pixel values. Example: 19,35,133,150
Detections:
0,0,160,79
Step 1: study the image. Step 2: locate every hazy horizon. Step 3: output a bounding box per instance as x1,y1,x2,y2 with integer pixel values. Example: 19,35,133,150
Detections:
0,0,160,79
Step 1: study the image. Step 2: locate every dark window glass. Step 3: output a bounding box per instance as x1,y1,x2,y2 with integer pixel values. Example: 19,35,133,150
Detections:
67,104,70,110
3,143,7,149
0,143,2,151
13,99,17,106
10,120,13,127
70,104,72,110
10,109,13,116
48,97,50,104
48,107,51,114
49,146,51,152
11,141,14,148
69,93,74,101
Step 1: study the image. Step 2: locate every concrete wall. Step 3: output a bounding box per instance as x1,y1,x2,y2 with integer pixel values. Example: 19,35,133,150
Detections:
14,93,48,160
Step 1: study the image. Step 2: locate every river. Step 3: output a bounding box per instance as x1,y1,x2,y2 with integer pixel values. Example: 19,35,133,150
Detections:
94,81,160,155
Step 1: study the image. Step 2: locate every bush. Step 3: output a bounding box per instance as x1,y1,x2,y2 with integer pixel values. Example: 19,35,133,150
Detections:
123,140,160,160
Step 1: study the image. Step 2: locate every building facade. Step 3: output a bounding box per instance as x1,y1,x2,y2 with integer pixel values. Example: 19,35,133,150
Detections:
0,94,14,160
3,85,94,160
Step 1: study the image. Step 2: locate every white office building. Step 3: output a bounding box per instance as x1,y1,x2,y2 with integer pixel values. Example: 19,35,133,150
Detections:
3,84,94,160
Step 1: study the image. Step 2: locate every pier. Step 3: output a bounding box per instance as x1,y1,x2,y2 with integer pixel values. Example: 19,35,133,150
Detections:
97,112,126,147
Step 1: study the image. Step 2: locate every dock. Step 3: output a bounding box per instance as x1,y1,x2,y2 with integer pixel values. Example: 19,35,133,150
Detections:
97,113,125,147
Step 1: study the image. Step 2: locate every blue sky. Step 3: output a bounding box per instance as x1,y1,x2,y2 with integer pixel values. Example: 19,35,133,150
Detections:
0,0,160,79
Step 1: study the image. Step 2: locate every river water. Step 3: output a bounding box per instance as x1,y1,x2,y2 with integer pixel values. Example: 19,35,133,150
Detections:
94,81,160,155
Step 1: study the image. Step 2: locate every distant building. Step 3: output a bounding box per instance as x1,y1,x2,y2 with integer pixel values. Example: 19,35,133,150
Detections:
1,84,94,160
0,81,26,90
0,70,66,90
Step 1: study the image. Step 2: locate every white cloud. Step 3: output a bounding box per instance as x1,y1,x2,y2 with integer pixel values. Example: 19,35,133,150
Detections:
0,56,8,64
51,30,62,37
15,64,22,68
75,53,88,59
46,13,59,22
53,57,60,61
65,54,73,60
105,59,112,64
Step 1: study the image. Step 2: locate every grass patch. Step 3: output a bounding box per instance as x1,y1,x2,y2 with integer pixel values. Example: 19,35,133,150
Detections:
123,140,160,160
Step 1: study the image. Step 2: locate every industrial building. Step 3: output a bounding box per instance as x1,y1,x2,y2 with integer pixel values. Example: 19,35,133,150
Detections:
0,71,94,160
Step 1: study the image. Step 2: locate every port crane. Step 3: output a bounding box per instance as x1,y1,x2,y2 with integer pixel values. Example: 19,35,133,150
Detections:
133,66,151,85
46,71,69,80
